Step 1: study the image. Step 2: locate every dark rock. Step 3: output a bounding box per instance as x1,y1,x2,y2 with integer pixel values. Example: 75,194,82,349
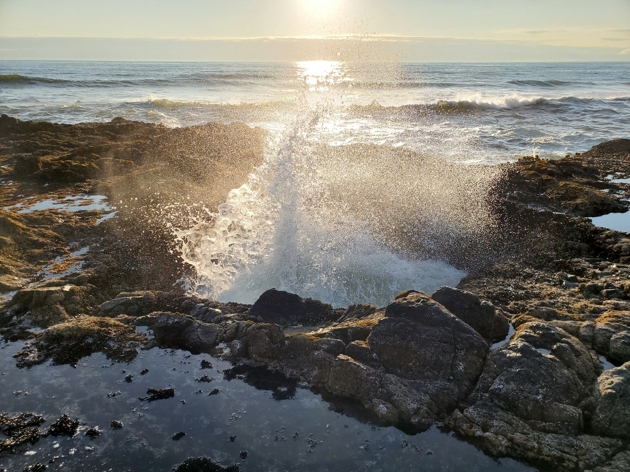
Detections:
200,360,213,369
592,362,630,439
124,374,133,383
208,389,220,396
140,369,149,375
139,388,175,402
85,427,101,439
196,375,213,383
172,432,186,441
446,322,615,471
143,312,224,354
238,451,247,459
110,420,123,430
172,457,240,472
248,289,340,326
368,292,488,405
47,414,79,436
432,286,509,343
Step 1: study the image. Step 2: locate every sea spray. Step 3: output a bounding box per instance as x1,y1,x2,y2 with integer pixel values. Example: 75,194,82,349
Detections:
177,100,500,307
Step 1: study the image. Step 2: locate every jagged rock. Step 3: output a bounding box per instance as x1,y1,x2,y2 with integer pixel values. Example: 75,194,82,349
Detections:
446,322,615,471
344,340,379,366
446,402,622,472
432,286,509,343
248,289,340,326
592,362,630,439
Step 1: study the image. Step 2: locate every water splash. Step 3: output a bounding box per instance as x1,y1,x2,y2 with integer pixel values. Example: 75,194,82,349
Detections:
178,63,499,308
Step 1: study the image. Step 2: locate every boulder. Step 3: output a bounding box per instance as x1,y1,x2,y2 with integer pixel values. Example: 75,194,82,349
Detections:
368,292,488,404
248,289,340,326
432,286,509,343
143,312,224,354
592,362,630,439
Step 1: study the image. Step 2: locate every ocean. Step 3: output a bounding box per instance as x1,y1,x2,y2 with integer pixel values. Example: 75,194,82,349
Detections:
1,61,629,163
1,60,629,306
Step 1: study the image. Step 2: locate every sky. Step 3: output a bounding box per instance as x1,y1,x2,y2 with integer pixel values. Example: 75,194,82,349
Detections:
1,0,629,62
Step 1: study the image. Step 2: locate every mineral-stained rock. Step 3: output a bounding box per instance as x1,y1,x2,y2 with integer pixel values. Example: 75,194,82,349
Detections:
172,457,240,472
592,362,630,439
248,289,340,326
431,286,509,343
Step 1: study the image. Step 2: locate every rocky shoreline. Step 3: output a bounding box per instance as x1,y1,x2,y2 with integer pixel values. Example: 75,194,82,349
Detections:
1,115,630,471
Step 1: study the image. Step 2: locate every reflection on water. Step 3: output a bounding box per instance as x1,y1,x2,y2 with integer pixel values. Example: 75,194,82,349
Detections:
590,211,630,233
0,341,534,471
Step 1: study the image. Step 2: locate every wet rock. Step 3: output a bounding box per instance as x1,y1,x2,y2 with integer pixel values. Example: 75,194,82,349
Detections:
432,286,509,343
98,291,157,317
248,289,340,326
14,316,144,367
344,341,380,366
110,420,123,430
592,362,630,439
594,448,630,472
208,389,220,396
139,388,175,402
9,284,97,328
172,456,240,472
85,427,102,439
47,414,79,436
447,402,622,472
446,322,617,470
172,432,186,441
141,312,224,354
200,360,212,369
0,412,45,456
368,292,487,406
242,323,284,362
238,451,247,459
196,375,213,383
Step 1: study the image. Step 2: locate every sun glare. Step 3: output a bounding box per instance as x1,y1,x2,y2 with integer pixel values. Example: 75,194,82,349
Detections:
296,60,344,90
301,0,337,15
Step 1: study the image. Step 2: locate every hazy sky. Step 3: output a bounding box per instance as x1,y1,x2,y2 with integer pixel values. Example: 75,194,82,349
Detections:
1,0,629,61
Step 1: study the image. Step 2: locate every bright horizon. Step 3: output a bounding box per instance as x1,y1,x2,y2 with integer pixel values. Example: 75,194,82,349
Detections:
1,0,629,62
